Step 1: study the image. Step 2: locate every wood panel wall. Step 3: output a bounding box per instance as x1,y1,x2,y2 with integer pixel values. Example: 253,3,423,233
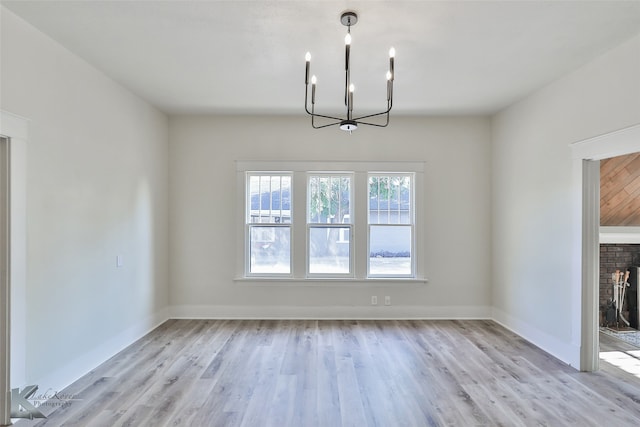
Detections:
600,152,640,226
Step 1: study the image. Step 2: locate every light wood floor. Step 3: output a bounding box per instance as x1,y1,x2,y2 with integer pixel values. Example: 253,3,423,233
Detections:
599,329,640,352
16,320,640,426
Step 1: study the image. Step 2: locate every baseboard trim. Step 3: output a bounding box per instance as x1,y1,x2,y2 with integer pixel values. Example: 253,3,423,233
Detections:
170,304,492,320
28,307,170,394
492,308,580,369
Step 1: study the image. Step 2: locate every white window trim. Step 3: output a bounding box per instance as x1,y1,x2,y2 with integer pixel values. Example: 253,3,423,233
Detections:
235,160,426,284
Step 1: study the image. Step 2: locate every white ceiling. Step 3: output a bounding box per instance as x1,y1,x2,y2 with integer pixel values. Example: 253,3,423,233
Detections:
3,1,640,116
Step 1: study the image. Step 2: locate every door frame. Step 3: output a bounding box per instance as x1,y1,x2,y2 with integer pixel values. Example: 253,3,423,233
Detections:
0,111,28,426
0,134,10,426
571,123,640,371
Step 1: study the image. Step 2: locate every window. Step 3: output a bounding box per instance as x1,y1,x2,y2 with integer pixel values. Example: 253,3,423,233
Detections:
308,174,352,276
246,174,291,275
238,161,423,282
368,174,413,277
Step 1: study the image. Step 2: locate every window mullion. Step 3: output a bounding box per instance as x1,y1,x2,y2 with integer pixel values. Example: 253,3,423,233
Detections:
257,175,262,223
376,177,381,224
279,176,283,222
353,172,368,279
337,176,341,223
397,177,401,224
386,177,391,224
292,171,307,278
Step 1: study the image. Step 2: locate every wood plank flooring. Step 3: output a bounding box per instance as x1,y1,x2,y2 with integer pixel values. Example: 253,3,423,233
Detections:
600,330,639,352
15,320,640,426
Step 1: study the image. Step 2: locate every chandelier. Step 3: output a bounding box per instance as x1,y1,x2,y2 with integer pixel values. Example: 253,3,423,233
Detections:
304,11,395,132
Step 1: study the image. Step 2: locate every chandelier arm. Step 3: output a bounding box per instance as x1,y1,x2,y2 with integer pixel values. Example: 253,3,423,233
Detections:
351,107,391,122
304,84,312,115
354,119,390,128
305,84,343,121
345,71,349,110
304,84,315,116
311,117,342,129
353,106,391,128
345,23,350,111
344,55,349,109
308,111,345,122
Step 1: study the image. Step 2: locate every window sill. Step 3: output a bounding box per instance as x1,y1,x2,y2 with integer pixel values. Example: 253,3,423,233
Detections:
234,277,429,287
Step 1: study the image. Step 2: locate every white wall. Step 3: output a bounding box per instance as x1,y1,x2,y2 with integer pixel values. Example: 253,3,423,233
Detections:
0,8,169,390
169,115,492,318
491,34,640,367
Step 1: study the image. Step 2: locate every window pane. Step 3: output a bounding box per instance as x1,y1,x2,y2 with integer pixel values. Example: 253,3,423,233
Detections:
368,175,411,224
308,175,351,224
369,225,411,275
250,226,290,274
249,175,291,224
309,226,350,274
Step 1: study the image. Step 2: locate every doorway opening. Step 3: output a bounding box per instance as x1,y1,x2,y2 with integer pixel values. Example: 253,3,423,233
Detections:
599,153,640,338
573,123,640,372
597,153,640,379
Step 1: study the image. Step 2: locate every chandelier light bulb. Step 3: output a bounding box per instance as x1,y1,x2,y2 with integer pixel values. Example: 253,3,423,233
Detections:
386,71,392,81
345,33,352,45
305,52,311,62
311,75,317,85
349,84,355,93
389,47,396,58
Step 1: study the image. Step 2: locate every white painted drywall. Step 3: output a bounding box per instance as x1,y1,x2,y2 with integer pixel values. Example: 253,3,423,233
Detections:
491,33,640,367
168,115,492,318
0,8,170,390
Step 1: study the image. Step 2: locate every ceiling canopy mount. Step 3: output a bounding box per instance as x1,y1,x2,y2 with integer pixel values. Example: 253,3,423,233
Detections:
340,11,358,27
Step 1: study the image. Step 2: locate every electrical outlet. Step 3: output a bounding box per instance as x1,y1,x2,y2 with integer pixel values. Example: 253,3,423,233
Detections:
371,296,378,305
384,296,391,306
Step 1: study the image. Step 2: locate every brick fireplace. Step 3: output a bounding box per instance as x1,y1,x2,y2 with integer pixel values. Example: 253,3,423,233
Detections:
600,244,640,327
